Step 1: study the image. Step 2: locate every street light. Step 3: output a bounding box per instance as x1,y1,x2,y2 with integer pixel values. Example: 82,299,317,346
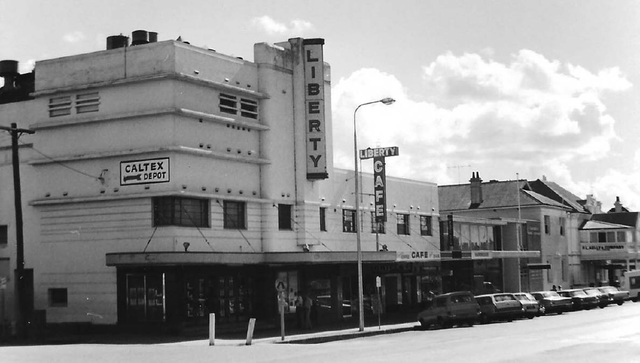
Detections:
353,97,395,331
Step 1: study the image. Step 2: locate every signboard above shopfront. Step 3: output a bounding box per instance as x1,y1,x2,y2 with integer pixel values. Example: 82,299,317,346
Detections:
120,157,170,186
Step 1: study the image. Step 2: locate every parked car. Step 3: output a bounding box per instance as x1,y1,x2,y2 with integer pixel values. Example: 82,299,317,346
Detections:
583,287,609,308
530,291,573,315
597,286,630,306
512,292,542,318
475,293,524,323
556,289,600,310
417,291,480,329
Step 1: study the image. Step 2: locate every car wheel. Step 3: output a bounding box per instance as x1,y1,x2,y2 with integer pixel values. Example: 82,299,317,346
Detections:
467,319,475,327
480,314,489,324
617,301,624,306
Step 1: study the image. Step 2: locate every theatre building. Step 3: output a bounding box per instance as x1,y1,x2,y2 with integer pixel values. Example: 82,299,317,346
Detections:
0,32,441,332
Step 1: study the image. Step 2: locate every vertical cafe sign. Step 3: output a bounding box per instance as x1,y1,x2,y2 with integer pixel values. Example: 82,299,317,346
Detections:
303,38,328,180
360,147,399,223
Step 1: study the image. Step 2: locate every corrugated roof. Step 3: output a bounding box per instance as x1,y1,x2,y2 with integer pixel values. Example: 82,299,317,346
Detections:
439,179,570,211
580,220,633,230
526,179,589,213
591,212,639,228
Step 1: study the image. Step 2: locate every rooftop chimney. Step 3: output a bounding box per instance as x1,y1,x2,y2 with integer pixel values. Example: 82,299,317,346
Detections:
614,196,623,213
469,172,483,208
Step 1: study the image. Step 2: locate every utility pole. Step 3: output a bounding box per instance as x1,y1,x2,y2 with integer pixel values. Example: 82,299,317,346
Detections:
0,122,34,339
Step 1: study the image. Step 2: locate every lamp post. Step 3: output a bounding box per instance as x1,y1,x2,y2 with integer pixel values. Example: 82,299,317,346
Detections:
353,97,395,331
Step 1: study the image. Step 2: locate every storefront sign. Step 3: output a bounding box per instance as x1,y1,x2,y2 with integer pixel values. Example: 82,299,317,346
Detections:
120,157,170,186
373,156,387,222
581,243,628,256
303,38,328,180
471,251,492,260
396,251,441,261
359,146,399,159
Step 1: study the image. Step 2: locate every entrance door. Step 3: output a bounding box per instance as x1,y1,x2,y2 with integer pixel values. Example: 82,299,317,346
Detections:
125,273,165,322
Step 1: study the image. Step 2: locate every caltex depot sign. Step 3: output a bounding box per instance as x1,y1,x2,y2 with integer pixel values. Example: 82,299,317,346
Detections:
120,157,170,186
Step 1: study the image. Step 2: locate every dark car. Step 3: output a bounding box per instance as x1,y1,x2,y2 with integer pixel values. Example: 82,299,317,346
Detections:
417,291,480,329
530,291,573,315
556,289,600,310
512,292,542,318
597,286,630,306
583,287,609,308
475,293,524,323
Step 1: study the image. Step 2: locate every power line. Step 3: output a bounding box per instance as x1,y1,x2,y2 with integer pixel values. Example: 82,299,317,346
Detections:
18,138,103,182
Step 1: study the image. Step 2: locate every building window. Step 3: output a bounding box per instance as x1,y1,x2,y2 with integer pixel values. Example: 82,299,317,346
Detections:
278,204,293,230
75,92,100,114
223,201,246,229
240,98,258,119
48,95,72,117
420,215,432,236
617,231,627,243
219,93,237,114
371,212,385,234
544,215,550,235
397,213,410,235
48,92,100,117
559,217,565,236
0,225,7,246
153,197,209,228
319,207,327,232
219,93,259,119
48,288,68,307
343,209,356,233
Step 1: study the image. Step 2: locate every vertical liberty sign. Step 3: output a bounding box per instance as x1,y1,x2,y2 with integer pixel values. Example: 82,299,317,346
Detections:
303,38,328,180
360,147,399,222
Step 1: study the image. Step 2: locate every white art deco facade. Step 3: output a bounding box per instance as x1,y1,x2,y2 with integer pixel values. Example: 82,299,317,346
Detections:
0,32,442,330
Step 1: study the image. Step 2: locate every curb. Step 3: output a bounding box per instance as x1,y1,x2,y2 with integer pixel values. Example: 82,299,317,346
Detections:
273,323,417,344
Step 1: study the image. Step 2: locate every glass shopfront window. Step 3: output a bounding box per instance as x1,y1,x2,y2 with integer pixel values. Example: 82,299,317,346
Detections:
126,273,165,322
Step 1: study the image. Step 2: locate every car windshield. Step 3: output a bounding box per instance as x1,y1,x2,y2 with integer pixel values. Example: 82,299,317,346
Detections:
494,294,516,302
599,287,616,293
584,289,599,296
540,291,559,298
570,290,587,297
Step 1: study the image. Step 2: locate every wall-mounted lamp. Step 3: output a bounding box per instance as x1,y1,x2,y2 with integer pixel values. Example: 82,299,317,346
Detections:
379,244,388,252
302,244,310,253
183,242,190,252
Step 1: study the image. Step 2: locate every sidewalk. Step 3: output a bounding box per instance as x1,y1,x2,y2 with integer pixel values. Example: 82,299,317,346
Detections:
0,311,421,346
176,320,418,347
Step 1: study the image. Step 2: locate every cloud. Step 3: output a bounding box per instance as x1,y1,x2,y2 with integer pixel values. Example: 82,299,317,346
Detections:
251,16,313,36
63,31,86,43
332,50,633,205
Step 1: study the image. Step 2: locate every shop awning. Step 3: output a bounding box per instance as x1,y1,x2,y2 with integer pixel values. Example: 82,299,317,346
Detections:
106,251,398,266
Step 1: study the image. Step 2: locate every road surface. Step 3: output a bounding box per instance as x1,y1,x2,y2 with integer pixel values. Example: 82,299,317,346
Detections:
4,302,640,363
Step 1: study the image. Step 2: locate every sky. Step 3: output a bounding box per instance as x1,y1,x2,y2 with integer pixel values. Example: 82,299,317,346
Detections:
2,0,640,210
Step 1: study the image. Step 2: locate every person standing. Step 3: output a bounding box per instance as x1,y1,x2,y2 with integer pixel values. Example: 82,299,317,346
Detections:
303,292,313,329
295,293,304,328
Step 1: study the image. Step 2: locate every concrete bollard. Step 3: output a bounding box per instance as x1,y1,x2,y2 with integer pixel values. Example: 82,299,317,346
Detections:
209,313,215,346
245,318,256,345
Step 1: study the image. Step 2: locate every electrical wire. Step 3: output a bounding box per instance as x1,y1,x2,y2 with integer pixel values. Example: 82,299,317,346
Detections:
181,204,215,251
18,138,103,182
215,200,255,252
